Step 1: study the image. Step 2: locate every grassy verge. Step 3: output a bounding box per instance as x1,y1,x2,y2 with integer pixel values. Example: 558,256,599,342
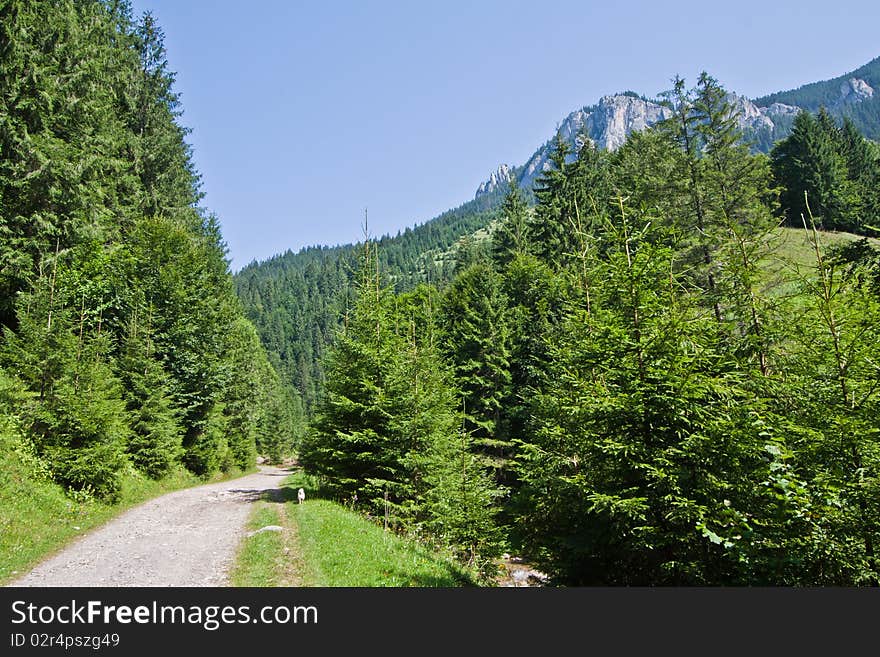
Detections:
229,504,300,587
232,471,477,587
0,444,255,585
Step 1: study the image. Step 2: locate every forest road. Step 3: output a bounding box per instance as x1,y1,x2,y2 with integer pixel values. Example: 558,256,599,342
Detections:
8,465,291,587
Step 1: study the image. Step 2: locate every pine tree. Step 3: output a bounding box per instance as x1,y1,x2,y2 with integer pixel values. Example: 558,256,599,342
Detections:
838,117,880,230
781,212,880,585
423,422,505,572
514,199,775,584
694,72,780,375
123,11,202,219
383,299,463,530
118,311,182,479
498,253,567,464
4,260,129,498
655,75,725,322
0,0,132,328
299,240,501,546
299,240,404,509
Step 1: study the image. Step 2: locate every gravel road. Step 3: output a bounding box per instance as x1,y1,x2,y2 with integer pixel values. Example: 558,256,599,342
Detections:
8,466,291,587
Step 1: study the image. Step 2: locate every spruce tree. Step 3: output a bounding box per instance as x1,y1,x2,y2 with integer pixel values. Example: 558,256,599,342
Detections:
529,133,573,266
118,312,182,479
423,422,505,571
492,179,531,266
439,263,512,477
656,75,724,322
782,214,880,585
771,110,850,230
299,240,404,509
694,72,780,375
4,262,129,498
514,199,773,584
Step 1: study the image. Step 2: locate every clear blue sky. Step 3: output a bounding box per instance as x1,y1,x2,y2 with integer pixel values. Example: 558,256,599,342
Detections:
130,0,880,270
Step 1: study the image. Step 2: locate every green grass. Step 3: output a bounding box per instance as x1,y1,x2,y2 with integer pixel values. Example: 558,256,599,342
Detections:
293,501,474,586
229,505,289,587
754,226,879,302
230,471,478,587
0,441,254,585
770,225,876,267
280,473,476,587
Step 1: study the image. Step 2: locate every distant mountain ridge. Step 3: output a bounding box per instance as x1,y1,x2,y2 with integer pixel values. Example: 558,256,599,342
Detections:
475,57,880,199
756,56,880,116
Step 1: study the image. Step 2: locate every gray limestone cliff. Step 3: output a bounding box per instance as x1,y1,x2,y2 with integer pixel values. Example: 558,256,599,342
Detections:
836,78,874,106
475,91,800,200
475,163,512,198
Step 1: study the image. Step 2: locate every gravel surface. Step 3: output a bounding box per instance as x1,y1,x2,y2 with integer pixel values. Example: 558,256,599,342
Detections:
8,466,291,587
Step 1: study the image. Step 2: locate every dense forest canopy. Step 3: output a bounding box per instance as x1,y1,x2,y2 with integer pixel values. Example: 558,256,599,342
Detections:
0,0,300,499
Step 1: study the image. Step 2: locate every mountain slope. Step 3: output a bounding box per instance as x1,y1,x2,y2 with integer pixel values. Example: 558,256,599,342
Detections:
236,55,880,411
234,195,502,411
755,56,880,139
476,57,879,199
475,92,803,198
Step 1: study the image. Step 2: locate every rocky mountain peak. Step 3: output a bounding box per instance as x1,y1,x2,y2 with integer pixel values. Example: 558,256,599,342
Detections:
472,73,855,202
506,94,675,194
475,163,512,198
590,94,673,151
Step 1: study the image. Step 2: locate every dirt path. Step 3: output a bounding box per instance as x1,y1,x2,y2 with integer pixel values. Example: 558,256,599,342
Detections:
8,466,291,587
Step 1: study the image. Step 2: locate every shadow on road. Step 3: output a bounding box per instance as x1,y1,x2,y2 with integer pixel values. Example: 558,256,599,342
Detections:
222,467,297,503
264,485,298,504
258,467,295,477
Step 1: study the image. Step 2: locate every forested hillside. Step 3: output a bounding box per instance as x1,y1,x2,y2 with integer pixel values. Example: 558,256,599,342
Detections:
295,73,880,585
756,56,880,139
0,0,298,503
234,194,503,411
772,109,880,233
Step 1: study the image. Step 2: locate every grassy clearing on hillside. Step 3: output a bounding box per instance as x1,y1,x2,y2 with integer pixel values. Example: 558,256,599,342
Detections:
0,441,254,585
771,225,874,263
756,226,878,300
232,471,478,587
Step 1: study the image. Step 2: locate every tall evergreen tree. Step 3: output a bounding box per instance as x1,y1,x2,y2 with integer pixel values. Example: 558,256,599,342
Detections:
4,256,129,498
781,216,880,585
529,133,573,266
515,200,771,584
492,180,531,266
771,110,851,231
439,263,512,476
118,310,182,479
656,75,725,321
299,240,404,509
694,72,780,375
